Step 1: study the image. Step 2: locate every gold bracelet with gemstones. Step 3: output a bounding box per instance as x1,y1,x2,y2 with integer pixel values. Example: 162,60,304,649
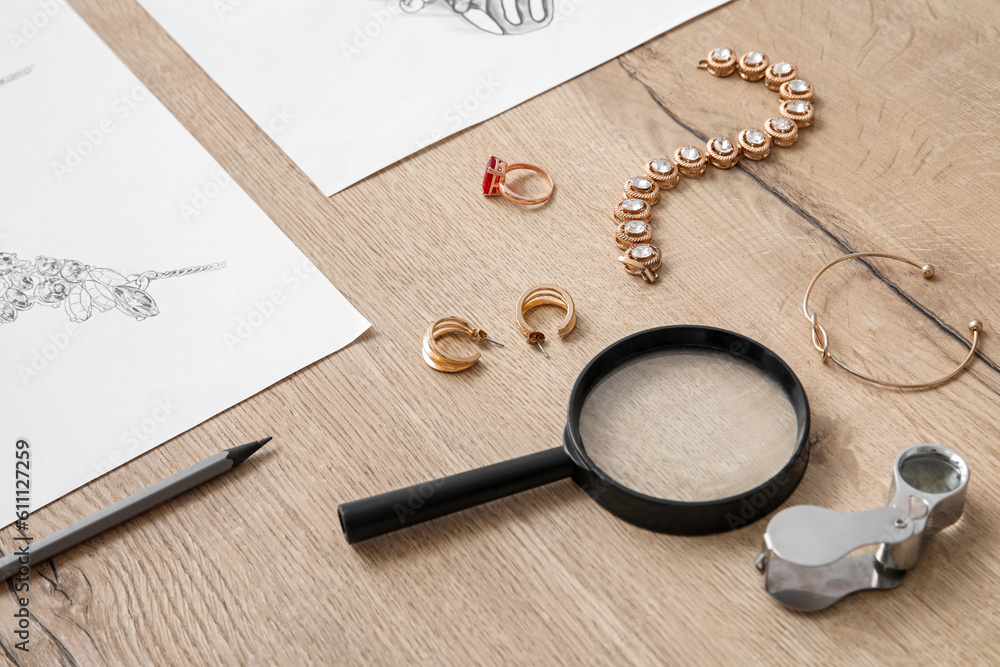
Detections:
614,48,815,284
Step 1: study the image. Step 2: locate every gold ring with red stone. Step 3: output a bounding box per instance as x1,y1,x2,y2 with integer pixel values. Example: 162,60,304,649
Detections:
481,155,553,205
644,159,680,190
764,115,799,147
673,145,708,177
738,128,772,160
615,219,653,250
780,99,815,128
622,175,659,203
706,136,739,169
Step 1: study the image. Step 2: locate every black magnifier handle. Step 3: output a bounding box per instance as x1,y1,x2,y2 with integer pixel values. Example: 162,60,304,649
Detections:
338,447,575,543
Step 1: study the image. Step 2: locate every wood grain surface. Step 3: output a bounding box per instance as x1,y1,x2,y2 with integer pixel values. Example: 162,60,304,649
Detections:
3,0,1000,664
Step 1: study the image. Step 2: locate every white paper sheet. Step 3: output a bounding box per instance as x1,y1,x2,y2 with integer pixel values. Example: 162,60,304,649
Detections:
133,0,728,196
0,0,370,525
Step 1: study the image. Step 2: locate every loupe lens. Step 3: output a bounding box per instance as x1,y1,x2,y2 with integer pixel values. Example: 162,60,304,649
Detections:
899,452,963,494
577,349,800,502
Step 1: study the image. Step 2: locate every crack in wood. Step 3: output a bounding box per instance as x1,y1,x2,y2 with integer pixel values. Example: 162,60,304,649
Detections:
0,635,24,667
38,563,72,604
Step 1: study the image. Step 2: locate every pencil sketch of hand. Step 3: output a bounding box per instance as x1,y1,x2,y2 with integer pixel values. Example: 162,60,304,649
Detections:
0,252,225,327
401,0,554,35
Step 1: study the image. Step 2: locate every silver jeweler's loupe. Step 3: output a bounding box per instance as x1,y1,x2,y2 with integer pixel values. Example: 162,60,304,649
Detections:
755,444,969,611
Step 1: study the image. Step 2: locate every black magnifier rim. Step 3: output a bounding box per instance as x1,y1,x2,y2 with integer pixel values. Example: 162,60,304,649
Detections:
563,325,811,536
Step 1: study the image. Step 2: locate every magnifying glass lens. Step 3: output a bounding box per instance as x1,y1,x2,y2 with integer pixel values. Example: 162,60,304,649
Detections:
578,349,800,502
899,453,963,494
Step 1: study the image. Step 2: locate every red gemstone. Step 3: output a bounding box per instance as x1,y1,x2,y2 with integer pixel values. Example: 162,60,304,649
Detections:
483,156,500,195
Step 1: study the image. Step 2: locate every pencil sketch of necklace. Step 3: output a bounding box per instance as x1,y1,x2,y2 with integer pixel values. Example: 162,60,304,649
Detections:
0,252,225,327
400,0,553,35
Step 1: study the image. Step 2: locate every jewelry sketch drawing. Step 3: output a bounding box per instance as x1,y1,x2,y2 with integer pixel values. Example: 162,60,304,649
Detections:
0,252,225,327
400,0,554,35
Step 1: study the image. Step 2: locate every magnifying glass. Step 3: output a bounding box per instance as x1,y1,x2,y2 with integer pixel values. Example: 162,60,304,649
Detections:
339,326,811,543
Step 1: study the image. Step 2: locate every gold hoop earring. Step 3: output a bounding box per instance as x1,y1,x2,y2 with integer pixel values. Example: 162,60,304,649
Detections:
422,316,504,373
515,285,576,358
803,252,984,389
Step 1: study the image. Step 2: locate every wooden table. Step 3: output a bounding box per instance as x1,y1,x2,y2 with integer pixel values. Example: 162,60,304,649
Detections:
4,0,999,663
